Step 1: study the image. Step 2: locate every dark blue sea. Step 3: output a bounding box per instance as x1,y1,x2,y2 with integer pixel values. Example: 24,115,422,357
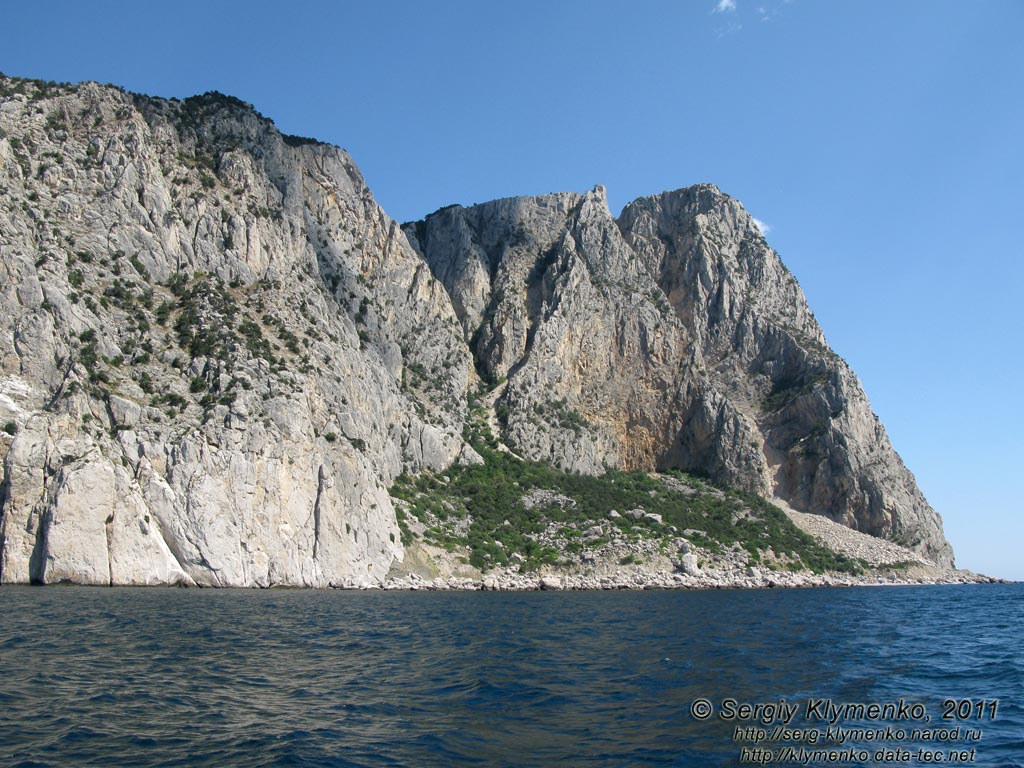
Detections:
0,584,1021,767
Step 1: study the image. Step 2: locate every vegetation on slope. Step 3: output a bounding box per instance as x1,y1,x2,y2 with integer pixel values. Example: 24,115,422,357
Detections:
390,388,865,576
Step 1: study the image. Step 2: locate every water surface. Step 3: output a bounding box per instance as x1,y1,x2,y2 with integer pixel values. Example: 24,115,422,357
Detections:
1,584,1020,766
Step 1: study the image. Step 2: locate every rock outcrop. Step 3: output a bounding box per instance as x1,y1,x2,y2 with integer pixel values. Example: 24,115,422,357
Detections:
0,75,952,586
407,186,953,567
0,77,471,586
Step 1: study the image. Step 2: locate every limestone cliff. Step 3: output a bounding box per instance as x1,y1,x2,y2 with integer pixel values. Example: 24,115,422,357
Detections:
0,75,953,586
0,77,472,586
406,186,953,566
620,189,951,565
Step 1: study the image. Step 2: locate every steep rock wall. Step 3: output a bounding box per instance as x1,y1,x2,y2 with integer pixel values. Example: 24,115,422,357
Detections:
0,78,473,586
408,185,952,566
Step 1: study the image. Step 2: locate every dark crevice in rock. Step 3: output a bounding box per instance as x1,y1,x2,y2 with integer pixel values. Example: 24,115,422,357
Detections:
312,465,325,560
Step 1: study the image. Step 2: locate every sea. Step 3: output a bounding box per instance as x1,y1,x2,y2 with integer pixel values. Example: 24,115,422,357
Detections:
0,583,1021,767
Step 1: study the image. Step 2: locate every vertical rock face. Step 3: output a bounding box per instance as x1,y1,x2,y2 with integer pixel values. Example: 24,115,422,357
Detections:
620,188,952,566
0,75,953,582
0,77,472,586
408,185,953,567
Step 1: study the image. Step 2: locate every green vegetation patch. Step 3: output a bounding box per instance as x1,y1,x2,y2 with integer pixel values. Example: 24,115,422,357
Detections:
530,398,589,435
168,272,240,360
390,444,863,576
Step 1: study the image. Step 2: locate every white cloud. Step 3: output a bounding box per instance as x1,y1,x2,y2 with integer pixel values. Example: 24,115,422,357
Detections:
752,217,772,235
714,0,737,12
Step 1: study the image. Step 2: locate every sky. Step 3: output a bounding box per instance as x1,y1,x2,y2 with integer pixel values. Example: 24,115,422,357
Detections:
3,1,1022,579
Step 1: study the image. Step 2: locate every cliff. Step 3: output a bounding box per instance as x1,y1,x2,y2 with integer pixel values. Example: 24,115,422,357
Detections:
0,77,473,586
0,75,953,587
405,186,952,566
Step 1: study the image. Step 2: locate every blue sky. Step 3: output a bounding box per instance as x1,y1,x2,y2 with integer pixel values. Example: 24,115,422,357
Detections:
3,1,1022,579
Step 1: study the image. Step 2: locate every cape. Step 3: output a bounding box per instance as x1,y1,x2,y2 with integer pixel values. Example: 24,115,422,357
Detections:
0,75,953,587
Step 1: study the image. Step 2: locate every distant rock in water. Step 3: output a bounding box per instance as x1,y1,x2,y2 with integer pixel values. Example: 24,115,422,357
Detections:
0,74,952,587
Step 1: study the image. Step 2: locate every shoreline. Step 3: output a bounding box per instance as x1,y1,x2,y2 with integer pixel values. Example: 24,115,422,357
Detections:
373,567,1002,592
2,568,1006,591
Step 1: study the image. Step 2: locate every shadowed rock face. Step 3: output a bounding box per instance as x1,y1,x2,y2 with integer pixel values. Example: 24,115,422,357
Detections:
0,76,952,585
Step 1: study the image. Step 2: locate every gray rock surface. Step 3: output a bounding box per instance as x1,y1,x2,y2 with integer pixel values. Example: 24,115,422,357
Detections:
0,75,953,586
0,78,470,586
408,185,953,566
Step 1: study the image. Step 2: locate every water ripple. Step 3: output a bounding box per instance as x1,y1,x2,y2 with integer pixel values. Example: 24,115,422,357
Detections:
0,584,1020,766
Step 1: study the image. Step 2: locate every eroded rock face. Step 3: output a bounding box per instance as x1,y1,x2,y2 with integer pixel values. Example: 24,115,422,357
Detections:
408,185,953,567
0,78,471,586
619,188,953,566
0,76,953,583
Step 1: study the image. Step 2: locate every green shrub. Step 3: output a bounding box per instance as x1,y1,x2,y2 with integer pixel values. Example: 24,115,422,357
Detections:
390,446,864,575
155,300,173,325
129,254,149,279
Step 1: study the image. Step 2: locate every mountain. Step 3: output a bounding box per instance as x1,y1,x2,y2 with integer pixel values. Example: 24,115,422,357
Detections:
404,186,953,568
0,75,953,587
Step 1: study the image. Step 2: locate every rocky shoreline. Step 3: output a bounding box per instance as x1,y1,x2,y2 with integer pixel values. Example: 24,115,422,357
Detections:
368,567,999,592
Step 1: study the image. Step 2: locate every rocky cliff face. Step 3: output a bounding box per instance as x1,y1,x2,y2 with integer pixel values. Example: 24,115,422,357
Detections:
0,75,952,585
0,77,473,586
407,186,953,567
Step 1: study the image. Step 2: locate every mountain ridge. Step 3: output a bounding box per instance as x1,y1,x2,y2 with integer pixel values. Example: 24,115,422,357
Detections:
403,181,951,567
0,74,954,587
